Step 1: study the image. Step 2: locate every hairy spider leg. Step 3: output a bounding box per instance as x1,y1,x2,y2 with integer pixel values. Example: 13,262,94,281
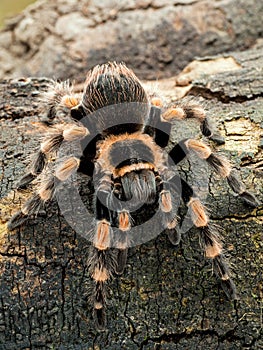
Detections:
8,124,89,229
108,169,166,275
144,106,172,148
154,173,180,242
108,179,131,275
93,170,141,275
156,99,225,144
8,156,81,230
18,81,83,189
160,175,192,245
41,80,80,121
189,200,237,299
168,138,260,207
169,174,237,300
87,244,116,331
17,123,89,189
90,172,120,330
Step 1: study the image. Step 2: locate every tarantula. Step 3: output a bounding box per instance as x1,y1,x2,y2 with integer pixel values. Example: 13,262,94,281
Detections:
8,62,259,329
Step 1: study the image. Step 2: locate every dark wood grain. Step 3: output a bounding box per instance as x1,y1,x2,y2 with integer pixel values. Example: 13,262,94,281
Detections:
0,47,262,349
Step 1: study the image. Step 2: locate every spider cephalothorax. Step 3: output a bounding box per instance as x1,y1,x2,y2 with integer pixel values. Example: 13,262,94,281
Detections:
8,61,260,329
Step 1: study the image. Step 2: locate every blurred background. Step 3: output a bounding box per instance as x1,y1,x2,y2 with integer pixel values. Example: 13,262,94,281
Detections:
0,0,35,28
0,0,262,83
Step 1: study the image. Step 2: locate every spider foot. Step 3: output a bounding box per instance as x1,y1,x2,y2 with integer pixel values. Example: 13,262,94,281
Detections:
209,133,225,145
16,173,36,189
221,278,237,300
93,306,107,331
212,254,237,300
115,248,128,275
239,191,261,207
8,211,27,230
166,228,181,245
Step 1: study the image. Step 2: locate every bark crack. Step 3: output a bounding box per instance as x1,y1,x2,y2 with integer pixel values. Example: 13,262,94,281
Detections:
189,86,263,104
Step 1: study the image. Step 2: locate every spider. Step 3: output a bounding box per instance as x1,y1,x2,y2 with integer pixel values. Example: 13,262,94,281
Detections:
8,62,260,329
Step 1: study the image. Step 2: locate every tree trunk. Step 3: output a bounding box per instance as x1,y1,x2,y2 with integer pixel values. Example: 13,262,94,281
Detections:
0,0,263,82
0,48,262,349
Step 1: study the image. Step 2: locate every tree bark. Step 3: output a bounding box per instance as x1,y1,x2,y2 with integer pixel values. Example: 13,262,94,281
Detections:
0,48,262,349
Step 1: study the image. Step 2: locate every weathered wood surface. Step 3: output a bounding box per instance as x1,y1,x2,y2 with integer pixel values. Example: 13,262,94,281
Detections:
0,0,263,83
0,46,262,349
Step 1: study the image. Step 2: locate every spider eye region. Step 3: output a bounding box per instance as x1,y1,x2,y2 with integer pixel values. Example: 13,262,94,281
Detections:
106,138,158,208
109,139,154,169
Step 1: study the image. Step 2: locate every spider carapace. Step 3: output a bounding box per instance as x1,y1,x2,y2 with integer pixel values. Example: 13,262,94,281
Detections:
8,62,260,329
